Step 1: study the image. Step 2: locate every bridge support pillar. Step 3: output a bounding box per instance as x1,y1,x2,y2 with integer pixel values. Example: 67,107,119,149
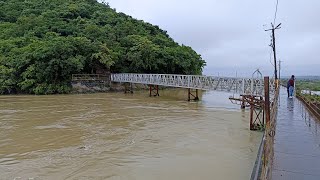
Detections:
188,89,199,101
237,95,265,130
229,94,265,130
124,83,133,94
249,101,264,130
149,85,159,97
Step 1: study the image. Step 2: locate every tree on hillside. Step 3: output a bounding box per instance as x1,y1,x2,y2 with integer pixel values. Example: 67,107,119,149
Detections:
0,0,206,94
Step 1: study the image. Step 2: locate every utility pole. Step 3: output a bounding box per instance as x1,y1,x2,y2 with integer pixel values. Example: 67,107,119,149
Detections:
265,23,281,80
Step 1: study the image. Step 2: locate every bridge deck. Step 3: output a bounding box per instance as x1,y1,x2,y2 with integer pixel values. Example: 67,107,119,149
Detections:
271,88,320,179
111,73,276,96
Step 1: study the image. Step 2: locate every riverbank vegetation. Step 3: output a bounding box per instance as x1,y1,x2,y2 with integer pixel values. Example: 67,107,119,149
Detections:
296,81,320,103
295,79,320,117
296,80,320,92
280,78,320,103
293,79,320,103
281,78,320,91
0,0,206,94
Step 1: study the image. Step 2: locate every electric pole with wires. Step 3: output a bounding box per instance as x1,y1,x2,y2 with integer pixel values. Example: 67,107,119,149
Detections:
265,23,281,80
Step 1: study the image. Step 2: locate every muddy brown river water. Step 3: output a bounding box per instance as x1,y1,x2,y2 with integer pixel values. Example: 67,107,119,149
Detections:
0,89,262,180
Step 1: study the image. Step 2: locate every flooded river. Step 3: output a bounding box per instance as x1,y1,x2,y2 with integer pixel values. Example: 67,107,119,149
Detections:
0,89,262,180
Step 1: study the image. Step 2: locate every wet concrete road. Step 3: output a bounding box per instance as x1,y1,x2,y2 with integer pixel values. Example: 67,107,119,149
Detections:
272,88,320,179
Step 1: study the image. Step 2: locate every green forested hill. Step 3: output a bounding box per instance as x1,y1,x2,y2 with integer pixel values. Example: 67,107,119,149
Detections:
0,0,205,94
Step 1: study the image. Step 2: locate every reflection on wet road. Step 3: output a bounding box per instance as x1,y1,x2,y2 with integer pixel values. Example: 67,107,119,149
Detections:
0,89,262,179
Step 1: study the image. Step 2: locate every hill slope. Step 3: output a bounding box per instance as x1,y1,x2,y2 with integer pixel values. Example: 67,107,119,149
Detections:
0,0,205,94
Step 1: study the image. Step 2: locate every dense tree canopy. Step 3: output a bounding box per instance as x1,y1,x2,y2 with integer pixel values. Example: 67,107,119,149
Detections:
0,0,206,94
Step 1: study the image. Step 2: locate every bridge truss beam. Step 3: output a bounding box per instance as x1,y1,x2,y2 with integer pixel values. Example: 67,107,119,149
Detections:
111,73,275,97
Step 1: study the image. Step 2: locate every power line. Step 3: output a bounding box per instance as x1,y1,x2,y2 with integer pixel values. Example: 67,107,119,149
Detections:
265,23,281,80
265,0,281,80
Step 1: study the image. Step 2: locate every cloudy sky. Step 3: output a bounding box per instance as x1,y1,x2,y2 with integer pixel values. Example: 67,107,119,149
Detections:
102,0,320,77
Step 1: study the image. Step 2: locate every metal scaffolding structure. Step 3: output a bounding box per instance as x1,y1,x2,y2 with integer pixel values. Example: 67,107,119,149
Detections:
111,73,276,96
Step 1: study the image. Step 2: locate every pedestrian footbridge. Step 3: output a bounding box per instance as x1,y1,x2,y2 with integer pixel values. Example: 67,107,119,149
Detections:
111,73,276,96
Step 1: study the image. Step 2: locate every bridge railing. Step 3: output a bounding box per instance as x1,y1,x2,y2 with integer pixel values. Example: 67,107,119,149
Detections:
111,73,275,96
262,80,279,180
251,80,280,180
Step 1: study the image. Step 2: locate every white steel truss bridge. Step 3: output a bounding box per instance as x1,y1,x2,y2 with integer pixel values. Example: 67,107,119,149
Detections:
111,73,276,97
71,73,278,131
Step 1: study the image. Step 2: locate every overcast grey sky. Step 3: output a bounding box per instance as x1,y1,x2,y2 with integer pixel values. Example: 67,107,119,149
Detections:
103,0,320,77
